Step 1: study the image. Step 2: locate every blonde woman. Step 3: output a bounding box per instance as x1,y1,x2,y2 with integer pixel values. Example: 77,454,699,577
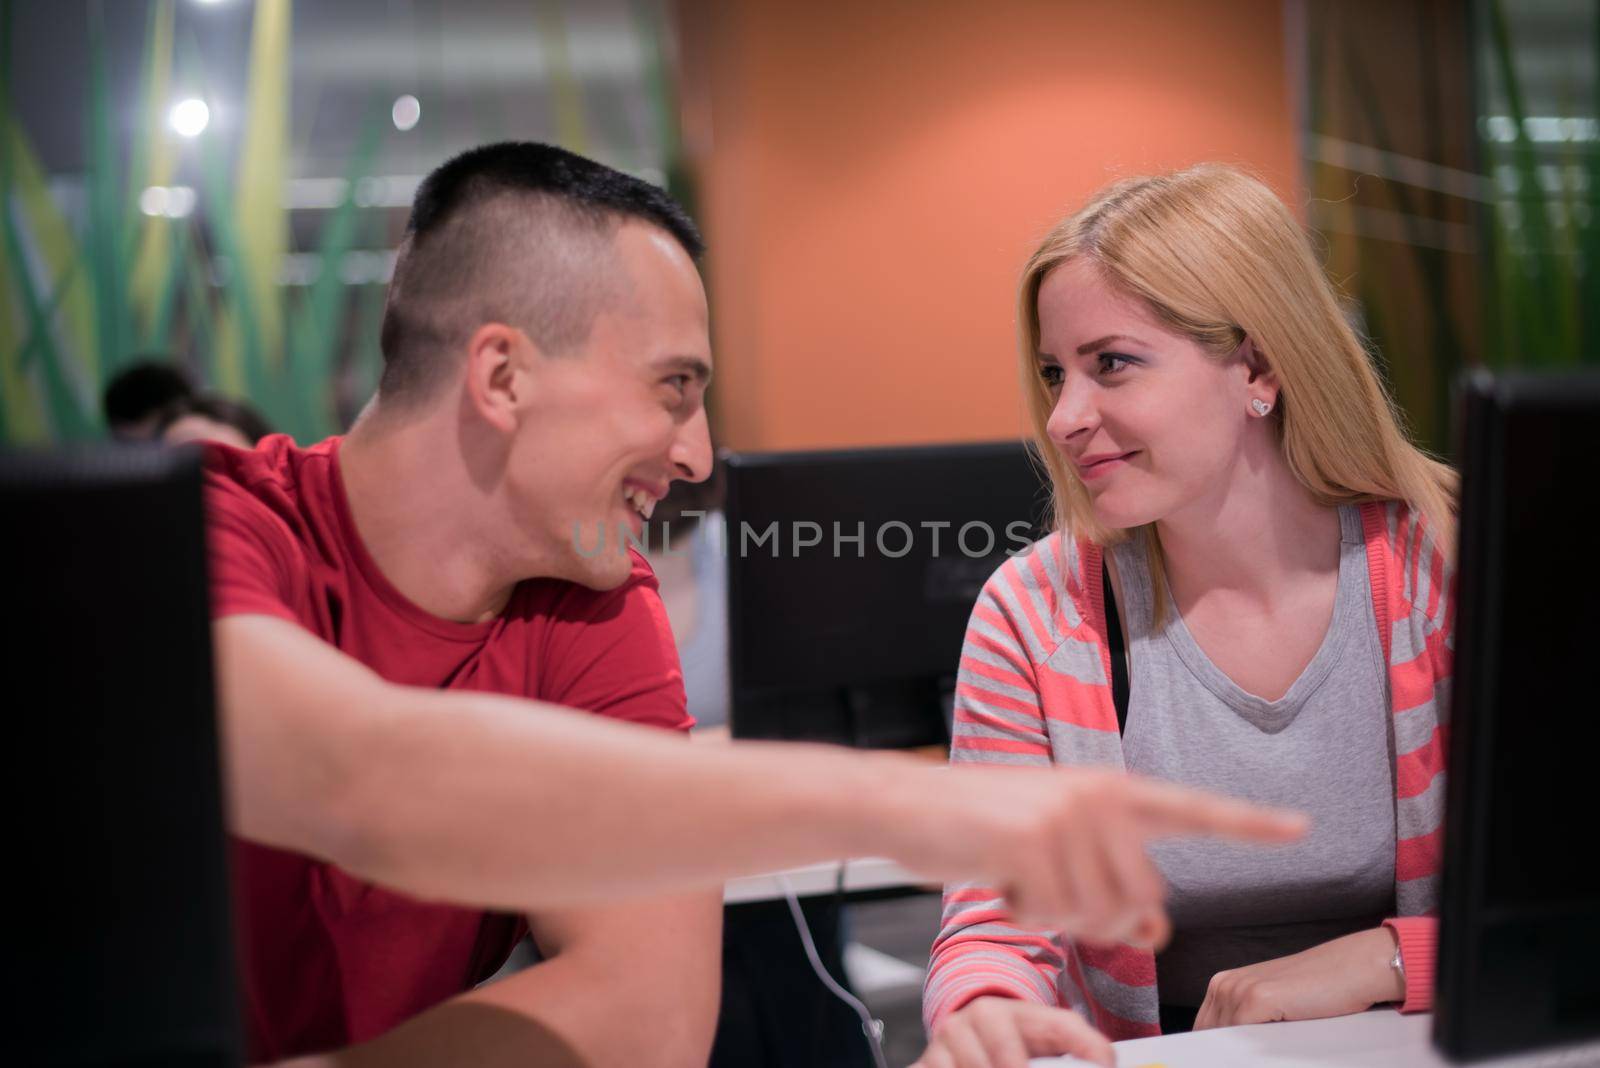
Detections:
917,165,1455,1068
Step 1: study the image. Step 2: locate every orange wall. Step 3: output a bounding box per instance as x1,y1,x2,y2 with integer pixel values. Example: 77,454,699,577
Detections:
678,0,1300,452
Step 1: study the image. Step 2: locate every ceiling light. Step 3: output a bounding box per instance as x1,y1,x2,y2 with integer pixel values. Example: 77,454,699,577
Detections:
392,94,421,132
169,98,210,138
138,186,197,218
165,186,197,217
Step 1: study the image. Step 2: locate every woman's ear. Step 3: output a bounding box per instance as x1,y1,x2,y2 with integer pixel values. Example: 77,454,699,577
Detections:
1238,334,1281,414
1239,334,1271,382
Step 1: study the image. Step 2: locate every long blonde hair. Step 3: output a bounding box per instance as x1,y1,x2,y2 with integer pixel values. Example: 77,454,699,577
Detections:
1018,165,1456,620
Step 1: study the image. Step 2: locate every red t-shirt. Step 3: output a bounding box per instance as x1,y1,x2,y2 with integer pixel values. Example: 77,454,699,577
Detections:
203,435,691,1062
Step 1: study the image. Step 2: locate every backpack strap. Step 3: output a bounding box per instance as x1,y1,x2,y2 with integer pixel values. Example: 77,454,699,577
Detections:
1102,558,1129,734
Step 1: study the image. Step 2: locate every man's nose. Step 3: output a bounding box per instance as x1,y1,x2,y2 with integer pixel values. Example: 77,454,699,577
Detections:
670,405,713,483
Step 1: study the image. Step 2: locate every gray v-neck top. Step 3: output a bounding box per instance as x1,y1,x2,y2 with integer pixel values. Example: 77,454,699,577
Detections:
1112,505,1396,1007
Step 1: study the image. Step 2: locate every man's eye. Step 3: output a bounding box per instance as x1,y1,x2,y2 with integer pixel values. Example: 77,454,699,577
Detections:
664,374,690,394
1039,364,1064,387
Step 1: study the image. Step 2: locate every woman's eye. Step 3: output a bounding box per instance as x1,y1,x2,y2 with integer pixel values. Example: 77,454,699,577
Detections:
1039,364,1064,387
1098,353,1134,375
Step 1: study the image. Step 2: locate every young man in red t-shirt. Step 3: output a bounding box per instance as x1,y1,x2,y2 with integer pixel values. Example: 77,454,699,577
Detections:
208,144,723,1066
211,143,1308,1068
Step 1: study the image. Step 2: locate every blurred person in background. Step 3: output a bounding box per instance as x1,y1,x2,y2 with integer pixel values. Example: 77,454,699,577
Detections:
158,393,276,449
918,165,1455,1068
102,358,194,441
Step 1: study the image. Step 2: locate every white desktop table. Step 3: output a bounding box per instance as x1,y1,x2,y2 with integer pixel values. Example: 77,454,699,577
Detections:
723,857,931,904
718,862,1600,1065
1031,1010,1599,1067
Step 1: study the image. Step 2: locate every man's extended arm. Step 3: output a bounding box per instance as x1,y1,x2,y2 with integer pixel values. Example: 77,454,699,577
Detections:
218,613,1306,927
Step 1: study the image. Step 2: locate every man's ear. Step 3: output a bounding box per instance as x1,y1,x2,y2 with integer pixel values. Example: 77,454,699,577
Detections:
462,322,529,434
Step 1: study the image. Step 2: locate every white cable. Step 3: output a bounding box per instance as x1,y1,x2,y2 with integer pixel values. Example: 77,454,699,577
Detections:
778,871,890,1068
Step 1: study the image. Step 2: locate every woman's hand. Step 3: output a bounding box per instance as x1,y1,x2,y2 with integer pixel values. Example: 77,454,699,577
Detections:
913,997,1114,1068
1193,926,1404,1030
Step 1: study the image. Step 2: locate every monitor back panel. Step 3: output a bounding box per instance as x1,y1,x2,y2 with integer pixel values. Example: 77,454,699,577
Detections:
2,447,242,1066
1436,373,1600,1060
725,442,1050,746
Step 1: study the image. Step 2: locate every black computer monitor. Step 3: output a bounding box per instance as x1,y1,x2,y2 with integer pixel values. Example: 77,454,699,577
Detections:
724,441,1050,748
1435,371,1600,1061
2,446,242,1066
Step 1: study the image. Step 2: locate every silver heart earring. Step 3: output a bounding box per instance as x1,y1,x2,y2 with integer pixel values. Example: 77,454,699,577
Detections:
1251,398,1273,416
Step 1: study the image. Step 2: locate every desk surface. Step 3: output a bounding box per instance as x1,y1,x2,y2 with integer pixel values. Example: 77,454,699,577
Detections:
723,857,932,904
1031,1010,1599,1067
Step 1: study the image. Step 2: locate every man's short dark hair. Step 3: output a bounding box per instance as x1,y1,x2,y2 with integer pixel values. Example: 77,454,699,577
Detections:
378,142,704,403
104,358,194,437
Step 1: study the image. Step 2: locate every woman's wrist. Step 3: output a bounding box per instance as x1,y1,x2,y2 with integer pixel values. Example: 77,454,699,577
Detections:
1380,916,1439,1012
1370,925,1406,1004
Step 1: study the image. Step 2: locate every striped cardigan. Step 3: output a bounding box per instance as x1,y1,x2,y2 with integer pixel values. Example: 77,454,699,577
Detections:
924,500,1453,1039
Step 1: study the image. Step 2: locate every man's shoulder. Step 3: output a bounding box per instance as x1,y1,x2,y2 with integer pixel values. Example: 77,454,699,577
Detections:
203,435,341,539
201,436,347,622
203,434,332,502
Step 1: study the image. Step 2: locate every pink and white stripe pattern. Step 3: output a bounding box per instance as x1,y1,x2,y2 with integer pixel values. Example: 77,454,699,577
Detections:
923,500,1453,1039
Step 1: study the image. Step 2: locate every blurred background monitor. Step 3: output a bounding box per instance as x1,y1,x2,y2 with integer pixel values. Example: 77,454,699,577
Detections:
1,446,242,1067
1435,371,1600,1062
724,442,1049,749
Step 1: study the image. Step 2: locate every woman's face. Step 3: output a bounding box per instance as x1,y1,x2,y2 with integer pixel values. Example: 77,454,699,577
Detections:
1035,257,1260,531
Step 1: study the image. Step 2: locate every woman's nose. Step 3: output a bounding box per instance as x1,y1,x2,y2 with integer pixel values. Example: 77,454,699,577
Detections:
1046,379,1097,446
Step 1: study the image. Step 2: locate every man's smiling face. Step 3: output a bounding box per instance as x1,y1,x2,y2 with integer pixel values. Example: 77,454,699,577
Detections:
504,221,714,590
